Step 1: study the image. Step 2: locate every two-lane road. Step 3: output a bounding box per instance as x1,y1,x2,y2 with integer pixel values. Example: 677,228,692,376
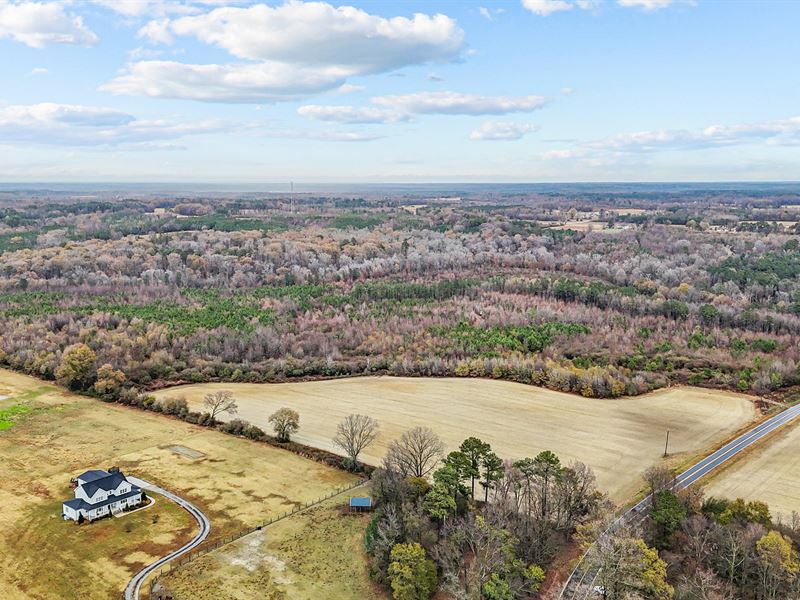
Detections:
124,477,211,600
561,403,800,599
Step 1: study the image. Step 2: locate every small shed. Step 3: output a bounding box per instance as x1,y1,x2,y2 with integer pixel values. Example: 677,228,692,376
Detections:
349,497,373,513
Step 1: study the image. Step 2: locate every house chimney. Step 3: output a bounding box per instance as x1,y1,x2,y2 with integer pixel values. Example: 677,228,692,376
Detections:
109,466,120,474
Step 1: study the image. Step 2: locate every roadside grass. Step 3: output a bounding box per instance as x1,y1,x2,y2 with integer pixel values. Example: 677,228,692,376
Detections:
617,411,776,511
704,418,800,521
160,495,384,600
0,369,359,599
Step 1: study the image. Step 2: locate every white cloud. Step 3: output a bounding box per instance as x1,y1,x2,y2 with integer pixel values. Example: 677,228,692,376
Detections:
28,66,48,76
89,0,199,18
297,105,409,124
127,46,164,60
372,91,548,115
138,18,174,44
298,90,551,125
478,6,505,20
589,117,800,151
100,60,352,103
291,130,383,142
0,102,233,147
165,2,464,70
2,101,382,146
106,1,464,103
617,0,678,10
540,116,800,163
335,83,365,94
0,0,98,48
250,126,384,142
524,0,685,15
541,148,588,159
521,0,574,16
469,121,537,141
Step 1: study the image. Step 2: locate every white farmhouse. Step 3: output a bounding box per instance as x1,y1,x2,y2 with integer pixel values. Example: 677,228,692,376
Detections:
62,467,143,522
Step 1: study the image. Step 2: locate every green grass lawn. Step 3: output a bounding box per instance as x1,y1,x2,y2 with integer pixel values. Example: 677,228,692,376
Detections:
0,403,30,429
0,384,53,429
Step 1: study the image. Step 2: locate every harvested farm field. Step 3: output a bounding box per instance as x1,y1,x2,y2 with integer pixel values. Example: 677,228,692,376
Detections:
154,377,759,502
159,494,383,600
705,416,800,521
0,369,357,600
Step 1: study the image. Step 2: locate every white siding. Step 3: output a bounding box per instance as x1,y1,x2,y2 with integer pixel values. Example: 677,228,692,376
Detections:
75,487,92,502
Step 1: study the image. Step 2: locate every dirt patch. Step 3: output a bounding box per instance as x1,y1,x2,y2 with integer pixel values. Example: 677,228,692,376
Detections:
163,444,206,460
161,496,382,600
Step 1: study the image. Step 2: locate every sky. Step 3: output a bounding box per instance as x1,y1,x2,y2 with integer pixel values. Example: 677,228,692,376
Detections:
0,0,798,183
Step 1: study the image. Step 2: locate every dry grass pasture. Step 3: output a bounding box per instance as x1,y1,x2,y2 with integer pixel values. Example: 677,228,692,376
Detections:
160,495,383,600
156,377,758,502
0,369,357,600
705,417,800,520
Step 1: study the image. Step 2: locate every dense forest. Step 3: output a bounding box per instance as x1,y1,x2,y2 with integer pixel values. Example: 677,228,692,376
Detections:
1,190,800,403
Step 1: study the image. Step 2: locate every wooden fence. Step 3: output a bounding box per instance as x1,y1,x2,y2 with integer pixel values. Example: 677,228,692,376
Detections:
139,478,368,600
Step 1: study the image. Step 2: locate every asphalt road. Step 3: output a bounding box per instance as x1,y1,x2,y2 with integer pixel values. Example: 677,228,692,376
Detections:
124,476,211,600
561,402,800,599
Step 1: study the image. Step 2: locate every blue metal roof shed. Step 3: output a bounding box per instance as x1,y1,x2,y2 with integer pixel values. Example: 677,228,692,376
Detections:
349,497,372,512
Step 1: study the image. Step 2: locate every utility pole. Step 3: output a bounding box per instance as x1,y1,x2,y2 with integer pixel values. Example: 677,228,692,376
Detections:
663,430,670,457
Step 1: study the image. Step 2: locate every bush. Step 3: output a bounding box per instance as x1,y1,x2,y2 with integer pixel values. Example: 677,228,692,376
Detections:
197,412,215,426
220,418,248,435
159,395,189,416
184,411,202,424
405,476,431,498
117,387,139,405
243,424,266,440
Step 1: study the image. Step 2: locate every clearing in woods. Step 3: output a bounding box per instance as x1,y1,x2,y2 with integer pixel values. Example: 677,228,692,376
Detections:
154,377,759,502
0,369,357,600
704,417,800,521
159,495,384,600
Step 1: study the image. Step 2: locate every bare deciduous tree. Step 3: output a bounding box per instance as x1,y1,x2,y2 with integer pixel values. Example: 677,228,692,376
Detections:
203,390,238,420
333,414,379,470
676,567,734,600
385,426,445,478
644,465,676,505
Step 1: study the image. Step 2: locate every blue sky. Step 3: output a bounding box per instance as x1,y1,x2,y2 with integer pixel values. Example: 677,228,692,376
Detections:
0,0,798,183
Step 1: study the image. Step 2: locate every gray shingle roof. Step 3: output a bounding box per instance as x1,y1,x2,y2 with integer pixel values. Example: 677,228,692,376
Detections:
80,472,132,498
77,469,110,483
63,498,85,510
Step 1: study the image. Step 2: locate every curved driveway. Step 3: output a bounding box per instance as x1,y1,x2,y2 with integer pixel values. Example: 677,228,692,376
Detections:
561,402,800,599
124,477,211,600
